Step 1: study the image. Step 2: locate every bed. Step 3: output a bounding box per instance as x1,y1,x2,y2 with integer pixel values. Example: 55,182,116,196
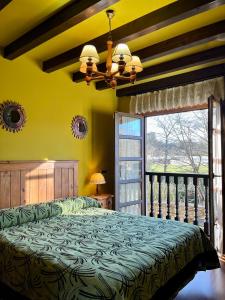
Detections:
0,160,220,299
0,196,220,300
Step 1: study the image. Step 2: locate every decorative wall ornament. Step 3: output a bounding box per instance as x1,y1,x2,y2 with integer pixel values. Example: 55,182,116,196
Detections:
0,100,26,133
71,115,88,139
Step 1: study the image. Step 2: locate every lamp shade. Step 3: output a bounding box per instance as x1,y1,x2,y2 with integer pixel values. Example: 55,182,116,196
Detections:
112,43,132,63
80,45,99,63
90,173,106,185
125,56,143,73
80,62,97,73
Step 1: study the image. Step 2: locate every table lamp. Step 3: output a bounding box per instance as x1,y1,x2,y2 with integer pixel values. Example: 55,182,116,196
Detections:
90,172,106,194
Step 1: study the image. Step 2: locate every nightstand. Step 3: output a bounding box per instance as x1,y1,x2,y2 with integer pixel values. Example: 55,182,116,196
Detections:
91,194,113,210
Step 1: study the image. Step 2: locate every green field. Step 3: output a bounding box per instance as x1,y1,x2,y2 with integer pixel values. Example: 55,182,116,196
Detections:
147,163,208,174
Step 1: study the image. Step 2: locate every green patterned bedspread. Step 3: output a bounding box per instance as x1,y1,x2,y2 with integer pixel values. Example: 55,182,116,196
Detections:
0,198,219,300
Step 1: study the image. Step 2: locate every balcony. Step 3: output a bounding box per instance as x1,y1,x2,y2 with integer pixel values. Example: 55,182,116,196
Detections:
145,171,210,236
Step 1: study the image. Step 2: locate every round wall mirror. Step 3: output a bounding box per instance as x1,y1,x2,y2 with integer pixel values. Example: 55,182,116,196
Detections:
71,115,88,139
0,101,26,133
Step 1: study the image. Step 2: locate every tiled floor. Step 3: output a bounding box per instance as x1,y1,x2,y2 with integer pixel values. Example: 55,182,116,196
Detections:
175,260,225,300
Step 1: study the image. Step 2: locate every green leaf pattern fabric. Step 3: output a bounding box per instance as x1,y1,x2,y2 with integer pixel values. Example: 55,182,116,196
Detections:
0,197,100,230
0,200,219,300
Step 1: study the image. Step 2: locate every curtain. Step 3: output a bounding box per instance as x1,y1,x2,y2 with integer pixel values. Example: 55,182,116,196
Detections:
130,77,225,114
213,99,223,254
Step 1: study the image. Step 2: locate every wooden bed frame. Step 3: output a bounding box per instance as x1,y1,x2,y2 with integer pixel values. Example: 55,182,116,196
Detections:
0,160,78,209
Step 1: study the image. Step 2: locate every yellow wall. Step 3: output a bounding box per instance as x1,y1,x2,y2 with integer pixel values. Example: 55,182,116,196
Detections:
0,56,117,195
117,96,130,113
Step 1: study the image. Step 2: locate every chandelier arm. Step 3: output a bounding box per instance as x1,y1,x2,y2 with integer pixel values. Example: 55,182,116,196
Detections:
90,75,105,80
115,75,133,81
92,71,106,77
84,75,104,85
111,70,120,77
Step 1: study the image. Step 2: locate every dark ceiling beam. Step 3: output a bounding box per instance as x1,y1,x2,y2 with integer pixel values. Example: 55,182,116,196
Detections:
43,0,225,73
73,19,225,83
116,63,225,97
3,0,119,60
0,0,12,11
131,20,225,64
95,45,225,90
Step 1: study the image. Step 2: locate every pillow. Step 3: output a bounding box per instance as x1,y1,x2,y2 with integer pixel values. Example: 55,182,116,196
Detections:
16,206,35,225
0,203,58,229
0,196,100,229
32,203,49,221
0,206,36,229
55,198,76,214
0,208,18,229
77,196,101,209
46,202,62,217
52,196,101,214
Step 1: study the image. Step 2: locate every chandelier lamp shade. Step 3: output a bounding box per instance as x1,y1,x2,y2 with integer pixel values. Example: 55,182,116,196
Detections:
79,9,143,89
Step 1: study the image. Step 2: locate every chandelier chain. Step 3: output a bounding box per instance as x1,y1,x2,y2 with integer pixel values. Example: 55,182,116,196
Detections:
108,14,112,41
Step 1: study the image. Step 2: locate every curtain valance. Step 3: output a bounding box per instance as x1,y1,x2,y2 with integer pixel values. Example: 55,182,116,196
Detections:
130,77,225,114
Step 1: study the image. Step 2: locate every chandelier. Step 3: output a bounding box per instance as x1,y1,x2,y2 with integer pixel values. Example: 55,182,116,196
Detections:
79,9,143,89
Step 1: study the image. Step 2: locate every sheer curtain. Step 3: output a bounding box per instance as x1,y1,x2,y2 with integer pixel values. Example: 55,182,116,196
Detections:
130,77,224,114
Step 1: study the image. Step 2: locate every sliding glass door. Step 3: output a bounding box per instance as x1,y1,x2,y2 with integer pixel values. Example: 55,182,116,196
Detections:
114,112,145,215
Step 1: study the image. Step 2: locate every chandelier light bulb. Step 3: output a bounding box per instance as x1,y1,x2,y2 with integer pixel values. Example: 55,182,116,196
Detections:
80,62,97,74
111,63,119,74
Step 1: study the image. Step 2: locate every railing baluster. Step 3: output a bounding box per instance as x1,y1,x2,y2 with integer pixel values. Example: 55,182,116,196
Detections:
166,175,171,219
149,174,154,217
184,176,188,223
146,172,210,235
204,177,209,235
157,175,162,218
174,176,179,221
193,177,198,225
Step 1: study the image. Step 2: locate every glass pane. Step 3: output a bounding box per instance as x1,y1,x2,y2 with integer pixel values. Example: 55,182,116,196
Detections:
119,116,141,136
119,139,141,157
120,161,141,180
120,204,141,215
119,183,141,203
146,110,208,174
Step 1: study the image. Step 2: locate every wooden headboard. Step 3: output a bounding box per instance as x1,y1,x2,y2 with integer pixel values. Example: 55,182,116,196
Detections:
0,160,78,209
